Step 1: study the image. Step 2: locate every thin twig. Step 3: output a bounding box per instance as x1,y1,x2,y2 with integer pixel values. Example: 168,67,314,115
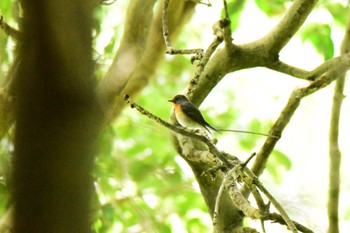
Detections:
162,0,203,55
254,179,297,232
225,167,262,219
162,0,172,49
0,15,20,40
188,36,223,95
240,63,350,199
221,0,233,46
124,94,314,232
213,174,226,232
268,212,314,233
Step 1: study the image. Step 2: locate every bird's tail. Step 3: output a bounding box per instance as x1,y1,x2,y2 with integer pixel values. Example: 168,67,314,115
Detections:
215,127,279,138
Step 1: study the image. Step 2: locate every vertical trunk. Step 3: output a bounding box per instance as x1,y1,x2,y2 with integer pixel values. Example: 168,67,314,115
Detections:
13,1,100,232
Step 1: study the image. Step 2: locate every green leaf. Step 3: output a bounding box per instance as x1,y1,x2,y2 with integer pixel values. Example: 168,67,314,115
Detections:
255,0,288,16
272,150,292,170
221,0,246,32
301,23,334,60
266,150,292,183
325,2,347,27
186,218,208,233
104,32,118,55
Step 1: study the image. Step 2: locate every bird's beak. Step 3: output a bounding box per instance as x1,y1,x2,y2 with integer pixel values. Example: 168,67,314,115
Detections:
168,99,173,102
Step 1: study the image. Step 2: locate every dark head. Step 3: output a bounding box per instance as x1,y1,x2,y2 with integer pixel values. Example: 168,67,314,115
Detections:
168,94,189,104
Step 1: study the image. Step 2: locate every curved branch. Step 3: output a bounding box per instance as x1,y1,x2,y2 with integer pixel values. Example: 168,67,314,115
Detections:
241,61,350,198
268,60,310,80
96,0,156,113
268,54,350,80
259,0,318,54
309,54,350,80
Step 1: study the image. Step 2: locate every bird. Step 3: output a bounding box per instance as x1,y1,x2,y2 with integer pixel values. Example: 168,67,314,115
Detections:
168,94,219,133
168,94,279,138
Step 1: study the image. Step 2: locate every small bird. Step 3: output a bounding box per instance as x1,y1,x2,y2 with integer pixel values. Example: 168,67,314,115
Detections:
169,94,279,138
169,94,218,133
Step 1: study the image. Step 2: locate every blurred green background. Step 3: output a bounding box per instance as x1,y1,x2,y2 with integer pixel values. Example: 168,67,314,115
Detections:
1,0,350,232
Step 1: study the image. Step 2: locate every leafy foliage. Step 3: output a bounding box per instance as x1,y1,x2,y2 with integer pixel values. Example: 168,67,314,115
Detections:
254,0,288,16
325,2,348,27
222,0,247,32
266,150,292,184
301,23,334,60
0,0,349,232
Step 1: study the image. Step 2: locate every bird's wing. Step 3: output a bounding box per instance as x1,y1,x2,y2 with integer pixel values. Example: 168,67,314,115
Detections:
180,102,208,127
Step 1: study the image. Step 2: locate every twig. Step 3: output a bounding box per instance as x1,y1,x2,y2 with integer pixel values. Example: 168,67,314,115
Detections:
213,173,226,232
187,0,239,95
240,62,350,199
123,94,234,168
0,15,20,40
268,60,310,80
162,0,172,49
269,53,350,81
187,36,223,95
268,212,314,233
250,186,268,233
239,167,297,233
253,177,298,233
162,0,203,55
327,7,350,233
226,168,261,219
308,54,350,80
124,94,314,232
221,0,233,46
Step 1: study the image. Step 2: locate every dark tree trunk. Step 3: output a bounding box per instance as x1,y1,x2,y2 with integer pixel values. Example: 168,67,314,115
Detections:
12,1,101,232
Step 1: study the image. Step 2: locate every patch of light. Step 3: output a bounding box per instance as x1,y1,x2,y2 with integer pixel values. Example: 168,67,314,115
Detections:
143,193,159,209
168,213,187,233
175,156,195,179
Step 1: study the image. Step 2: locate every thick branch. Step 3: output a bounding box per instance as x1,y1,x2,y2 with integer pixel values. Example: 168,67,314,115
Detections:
186,1,318,106
259,0,318,54
96,0,156,114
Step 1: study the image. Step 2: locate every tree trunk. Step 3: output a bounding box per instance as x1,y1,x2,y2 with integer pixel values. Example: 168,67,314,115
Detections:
12,0,101,232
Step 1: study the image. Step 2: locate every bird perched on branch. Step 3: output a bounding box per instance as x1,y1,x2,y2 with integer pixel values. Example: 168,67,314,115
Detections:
169,94,278,138
169,94,218,133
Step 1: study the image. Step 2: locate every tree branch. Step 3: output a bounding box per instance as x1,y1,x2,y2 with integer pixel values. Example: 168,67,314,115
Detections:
162,0,203,55
327,8,350,233
123,94,234,168
0,15,20,40
96,0,156,114
259,0,318,54
268,54,350,80
124,95,314,232
98,0,196,124
242,61,350,198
